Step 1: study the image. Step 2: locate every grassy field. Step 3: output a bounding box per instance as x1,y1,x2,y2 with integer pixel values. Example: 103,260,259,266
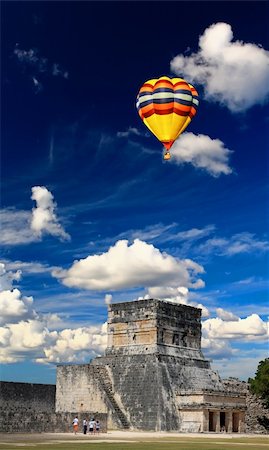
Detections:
0,436,268,450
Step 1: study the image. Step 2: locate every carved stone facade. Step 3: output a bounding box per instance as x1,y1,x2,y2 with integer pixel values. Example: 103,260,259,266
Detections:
56,298,246,432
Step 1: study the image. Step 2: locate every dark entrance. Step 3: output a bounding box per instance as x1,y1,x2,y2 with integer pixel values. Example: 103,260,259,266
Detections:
232,412,239,432
209,411,215,431
220,412,226,431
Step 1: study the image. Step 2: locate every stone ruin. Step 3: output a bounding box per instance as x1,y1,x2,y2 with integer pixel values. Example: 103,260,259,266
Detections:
56,298,246,432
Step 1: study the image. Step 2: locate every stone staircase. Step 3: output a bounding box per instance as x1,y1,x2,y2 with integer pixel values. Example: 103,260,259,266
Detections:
95,365,130,429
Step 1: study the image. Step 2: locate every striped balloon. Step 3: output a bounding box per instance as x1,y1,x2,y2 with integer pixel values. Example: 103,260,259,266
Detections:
136,76,199,157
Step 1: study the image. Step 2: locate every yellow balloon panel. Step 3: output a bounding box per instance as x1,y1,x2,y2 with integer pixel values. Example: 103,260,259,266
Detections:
142,113,189,144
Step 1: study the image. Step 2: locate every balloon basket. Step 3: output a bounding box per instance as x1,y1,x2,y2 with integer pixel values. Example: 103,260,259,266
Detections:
163,152,171,160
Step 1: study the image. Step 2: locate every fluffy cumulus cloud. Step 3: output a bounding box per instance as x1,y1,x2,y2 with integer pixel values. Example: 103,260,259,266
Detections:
1,187,70,245
201,311,268,362
170,22,269,112
31,186,70,241
53,239,205,291
203,314,268,341
0,263,106,364
36,323,107,364
0,289,34,326
170,133,233,177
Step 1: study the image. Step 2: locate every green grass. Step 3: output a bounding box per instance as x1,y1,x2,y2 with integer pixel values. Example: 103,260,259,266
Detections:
0,438,268,450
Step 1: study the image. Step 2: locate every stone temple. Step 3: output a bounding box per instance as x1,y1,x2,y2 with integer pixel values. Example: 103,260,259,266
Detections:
56,298,246,432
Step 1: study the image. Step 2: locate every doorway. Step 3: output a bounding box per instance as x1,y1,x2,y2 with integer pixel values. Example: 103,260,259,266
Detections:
209,411,215,431
220,412,226,431
232,412,239,432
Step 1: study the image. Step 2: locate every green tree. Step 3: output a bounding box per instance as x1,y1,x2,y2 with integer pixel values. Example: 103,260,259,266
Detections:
248,358,269,408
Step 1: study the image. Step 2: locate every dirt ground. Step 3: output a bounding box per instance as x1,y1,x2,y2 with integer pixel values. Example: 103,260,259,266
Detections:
0,430,268,443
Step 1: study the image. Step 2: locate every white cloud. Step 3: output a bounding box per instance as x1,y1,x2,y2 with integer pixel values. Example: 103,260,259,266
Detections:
37,323,107,364
0,209,36,245
0,263,106,364
201,336,234,359
105,294,113,305
170,133,233,177
2,259,58,275
203,314,268,341
123,224,215,245
0,316,107,365
0,289,34,326
171,225,216,242
146,286,189,300
53,239,205,291
0,262,21,290
1,187,70,245
31,186,70,241
198,232,269,256
170,22,269,112
0,319,52,363
216,308,239,321
202,312,268,364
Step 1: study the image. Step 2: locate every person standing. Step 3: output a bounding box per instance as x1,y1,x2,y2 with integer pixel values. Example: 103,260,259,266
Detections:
72,416,79,434
88,418,95,434
95,420,100,434
83,418,88,435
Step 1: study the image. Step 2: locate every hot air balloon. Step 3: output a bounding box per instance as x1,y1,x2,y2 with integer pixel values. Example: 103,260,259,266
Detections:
136,76,199,160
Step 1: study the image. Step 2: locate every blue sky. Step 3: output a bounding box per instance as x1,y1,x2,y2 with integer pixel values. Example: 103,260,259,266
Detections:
1,1,268,384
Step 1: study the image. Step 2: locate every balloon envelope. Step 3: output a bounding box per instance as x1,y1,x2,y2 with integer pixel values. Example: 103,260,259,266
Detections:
136,76,199,152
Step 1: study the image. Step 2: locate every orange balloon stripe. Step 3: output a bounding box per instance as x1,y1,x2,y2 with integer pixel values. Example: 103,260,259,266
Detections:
173,104,191,112
139,100,191,114
141,107,191,118
153,102,174,111
154,80,174,90
139,103,155,115
189,106,198,118
190,86,198,95
174,83,191,92
139,84,153,93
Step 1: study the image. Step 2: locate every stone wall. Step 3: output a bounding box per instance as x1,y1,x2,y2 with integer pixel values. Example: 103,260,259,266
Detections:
0,381,56,412
223,378,269,434
56,364,107,414
0,381,107,433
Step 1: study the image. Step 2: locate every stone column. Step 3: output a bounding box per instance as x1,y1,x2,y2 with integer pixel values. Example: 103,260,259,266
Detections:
203,409,209,432
226,410,233,433
215,411,220,433
238,412,245,433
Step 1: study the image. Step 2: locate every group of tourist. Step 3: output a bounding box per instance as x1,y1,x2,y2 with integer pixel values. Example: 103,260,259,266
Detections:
72,417,101,435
